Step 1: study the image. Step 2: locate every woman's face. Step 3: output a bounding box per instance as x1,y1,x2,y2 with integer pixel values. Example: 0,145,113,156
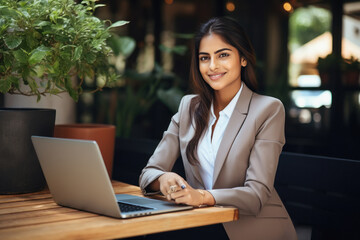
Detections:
198,33,247,97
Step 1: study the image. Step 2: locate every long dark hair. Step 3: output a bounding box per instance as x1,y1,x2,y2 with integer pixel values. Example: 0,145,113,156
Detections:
186,16,258,165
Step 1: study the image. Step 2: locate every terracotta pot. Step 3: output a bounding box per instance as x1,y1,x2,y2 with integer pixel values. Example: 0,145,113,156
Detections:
54,124,115,179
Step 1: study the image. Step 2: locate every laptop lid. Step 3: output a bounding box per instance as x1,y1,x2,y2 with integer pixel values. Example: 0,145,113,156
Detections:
31,136,192,218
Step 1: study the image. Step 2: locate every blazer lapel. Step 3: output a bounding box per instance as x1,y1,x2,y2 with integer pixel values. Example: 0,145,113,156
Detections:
212,84,253,186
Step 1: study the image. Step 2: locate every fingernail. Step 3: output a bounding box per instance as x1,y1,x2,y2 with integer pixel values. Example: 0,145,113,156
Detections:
181,184,186,189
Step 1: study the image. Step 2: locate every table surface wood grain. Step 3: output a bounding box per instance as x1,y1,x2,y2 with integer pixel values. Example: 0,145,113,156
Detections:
0,181,238,240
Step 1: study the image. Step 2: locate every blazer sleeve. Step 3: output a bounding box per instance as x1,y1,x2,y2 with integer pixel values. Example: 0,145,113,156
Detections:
139,95,191,195
209,97,286,215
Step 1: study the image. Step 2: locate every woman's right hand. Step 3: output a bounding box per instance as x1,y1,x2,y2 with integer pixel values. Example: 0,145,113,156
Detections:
149,172,215,206
157,172,187,200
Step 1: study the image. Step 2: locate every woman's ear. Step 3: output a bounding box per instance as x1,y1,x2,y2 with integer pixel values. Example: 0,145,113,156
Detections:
241,57,247,67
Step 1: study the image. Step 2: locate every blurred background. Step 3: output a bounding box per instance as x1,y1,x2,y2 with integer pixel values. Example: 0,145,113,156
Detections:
1,0,360,160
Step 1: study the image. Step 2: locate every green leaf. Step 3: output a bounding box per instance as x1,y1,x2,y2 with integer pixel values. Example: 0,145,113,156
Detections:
35,21,51,27
108,35,135,57
4,34,22,49
94,4,106,9
73,46,83,61
36,93,41,102
107,20,129,30
21,68,30,83
29,46,50,65
0,18,7,35
34,65,45,78
0,6,20,18
64,77,79,102
28,78,39,93
157,87,184,113
26,33,39,49
0,76,18,93
0,65,5,74
13,49,28,64
52,24,65,31
84,51,96,64
48,88,62,95
1,52,12,69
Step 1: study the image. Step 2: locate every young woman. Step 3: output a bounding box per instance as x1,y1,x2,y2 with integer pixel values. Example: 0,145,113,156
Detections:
139,17,297,240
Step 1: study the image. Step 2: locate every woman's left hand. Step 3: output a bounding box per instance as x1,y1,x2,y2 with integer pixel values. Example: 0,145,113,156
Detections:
169,183,215,207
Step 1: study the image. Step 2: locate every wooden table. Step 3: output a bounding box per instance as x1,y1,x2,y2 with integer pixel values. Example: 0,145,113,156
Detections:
0,181,238,239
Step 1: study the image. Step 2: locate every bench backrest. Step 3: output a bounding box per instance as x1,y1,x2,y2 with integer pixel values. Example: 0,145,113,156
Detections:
112,139,360,239
275,152,360,239
112,138,185,186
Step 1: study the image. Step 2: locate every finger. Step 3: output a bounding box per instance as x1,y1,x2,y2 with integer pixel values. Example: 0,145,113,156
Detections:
160,183,172,196
176,179,187,190
169,185,177,193
166,179,180,193
160,186,167,196
173,195,191,205
160,182,174,195
170,188,188,201
165,183,176,194
169,191,181,200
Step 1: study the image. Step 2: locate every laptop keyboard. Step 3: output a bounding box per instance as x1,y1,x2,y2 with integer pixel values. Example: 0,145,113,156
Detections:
118,202,153,213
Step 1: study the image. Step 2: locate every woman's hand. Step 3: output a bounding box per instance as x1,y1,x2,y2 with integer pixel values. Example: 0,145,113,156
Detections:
157,172,186,199
156,172,215,207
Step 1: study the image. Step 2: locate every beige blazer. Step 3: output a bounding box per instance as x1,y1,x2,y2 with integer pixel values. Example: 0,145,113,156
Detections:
139,84,297,240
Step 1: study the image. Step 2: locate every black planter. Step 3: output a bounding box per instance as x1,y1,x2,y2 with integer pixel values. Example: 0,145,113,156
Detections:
0,108,56,194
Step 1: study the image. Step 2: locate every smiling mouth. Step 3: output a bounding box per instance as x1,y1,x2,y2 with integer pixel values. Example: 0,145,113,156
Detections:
208,73,226,80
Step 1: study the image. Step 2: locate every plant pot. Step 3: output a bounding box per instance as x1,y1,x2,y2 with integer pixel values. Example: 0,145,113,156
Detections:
0,108,56,194
53,124,116,179
5,92,76,124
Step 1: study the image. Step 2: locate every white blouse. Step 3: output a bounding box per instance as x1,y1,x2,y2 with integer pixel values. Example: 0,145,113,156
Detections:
197,83,243,190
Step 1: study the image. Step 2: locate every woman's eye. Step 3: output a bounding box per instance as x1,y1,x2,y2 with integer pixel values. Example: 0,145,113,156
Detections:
219,53,229,58
199,56,209,61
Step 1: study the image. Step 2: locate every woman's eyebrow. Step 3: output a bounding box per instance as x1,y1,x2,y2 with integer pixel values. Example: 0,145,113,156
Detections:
199,52,209,55
215,48,232,54
199,48,232,55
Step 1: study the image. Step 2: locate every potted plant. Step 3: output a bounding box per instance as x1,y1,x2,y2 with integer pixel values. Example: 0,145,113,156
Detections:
0,0,128,194
317,53,340,87
317,54,360,87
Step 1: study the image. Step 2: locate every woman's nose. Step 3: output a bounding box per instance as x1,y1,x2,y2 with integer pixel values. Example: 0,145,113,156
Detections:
209,58,218,71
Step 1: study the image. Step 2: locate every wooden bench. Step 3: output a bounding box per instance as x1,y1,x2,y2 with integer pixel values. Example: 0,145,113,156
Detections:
112,138,360,240
275,152,360,240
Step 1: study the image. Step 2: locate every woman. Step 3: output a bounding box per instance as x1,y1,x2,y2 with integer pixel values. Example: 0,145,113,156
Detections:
139,17,297,240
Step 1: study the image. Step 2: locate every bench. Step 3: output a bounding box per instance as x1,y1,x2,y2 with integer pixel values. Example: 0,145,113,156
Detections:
275,152,360,240
112,138,360,240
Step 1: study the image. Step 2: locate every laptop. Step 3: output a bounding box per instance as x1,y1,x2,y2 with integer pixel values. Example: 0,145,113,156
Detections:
31,136,193,218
